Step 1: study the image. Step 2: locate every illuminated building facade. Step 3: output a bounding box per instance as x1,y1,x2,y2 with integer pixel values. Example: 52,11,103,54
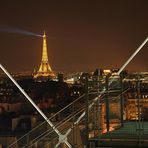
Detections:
34,31,55,79
124,75,148,120
125,92,148,120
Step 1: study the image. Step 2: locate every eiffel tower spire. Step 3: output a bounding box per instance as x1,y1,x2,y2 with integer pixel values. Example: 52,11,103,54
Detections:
34,31,55,79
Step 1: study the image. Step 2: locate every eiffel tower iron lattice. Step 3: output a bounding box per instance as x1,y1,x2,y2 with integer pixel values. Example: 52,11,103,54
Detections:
34,31,55,79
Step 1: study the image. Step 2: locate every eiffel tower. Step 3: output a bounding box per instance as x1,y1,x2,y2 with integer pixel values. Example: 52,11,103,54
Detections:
34,31,55,79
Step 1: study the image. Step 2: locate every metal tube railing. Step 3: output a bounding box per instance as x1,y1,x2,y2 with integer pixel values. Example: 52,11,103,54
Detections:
7,93,85,147
27,107,86,148
0,64,72,148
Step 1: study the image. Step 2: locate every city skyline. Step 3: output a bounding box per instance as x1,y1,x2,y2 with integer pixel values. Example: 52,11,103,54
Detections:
0,0,147,73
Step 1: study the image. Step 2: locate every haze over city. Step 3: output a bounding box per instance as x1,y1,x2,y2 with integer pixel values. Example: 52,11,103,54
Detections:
0,0,147,73
0,1,148,147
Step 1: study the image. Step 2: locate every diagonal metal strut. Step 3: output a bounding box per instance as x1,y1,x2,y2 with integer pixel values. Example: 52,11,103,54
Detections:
2,37,147,148
0,64,72,148
55,37,148,147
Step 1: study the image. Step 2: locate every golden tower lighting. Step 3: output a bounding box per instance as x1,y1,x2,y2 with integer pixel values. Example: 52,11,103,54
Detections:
34,31,55,79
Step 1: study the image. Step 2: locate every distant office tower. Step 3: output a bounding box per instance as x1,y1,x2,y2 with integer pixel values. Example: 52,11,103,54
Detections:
34,31,55,80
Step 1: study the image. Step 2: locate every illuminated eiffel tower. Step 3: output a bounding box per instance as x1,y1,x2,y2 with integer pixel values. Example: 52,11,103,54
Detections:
34,31,55,79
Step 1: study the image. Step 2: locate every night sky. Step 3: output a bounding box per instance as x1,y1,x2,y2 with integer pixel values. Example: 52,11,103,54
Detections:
0,0,147,73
